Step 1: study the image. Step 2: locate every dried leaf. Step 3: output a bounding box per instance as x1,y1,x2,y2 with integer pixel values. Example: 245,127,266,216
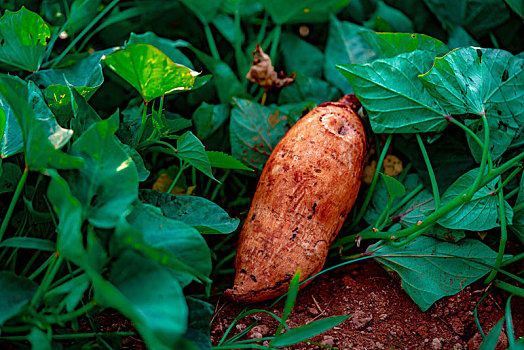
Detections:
246,44,295,91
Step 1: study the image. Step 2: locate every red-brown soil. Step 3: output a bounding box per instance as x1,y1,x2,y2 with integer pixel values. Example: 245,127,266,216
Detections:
211,260,523,350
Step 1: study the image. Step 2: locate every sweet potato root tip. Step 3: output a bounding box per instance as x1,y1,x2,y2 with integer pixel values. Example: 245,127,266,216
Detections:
228,95,366,303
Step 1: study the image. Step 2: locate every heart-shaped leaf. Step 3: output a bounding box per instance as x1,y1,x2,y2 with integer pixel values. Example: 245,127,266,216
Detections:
0,7,50,71
337,50,447,133
104,43,199,102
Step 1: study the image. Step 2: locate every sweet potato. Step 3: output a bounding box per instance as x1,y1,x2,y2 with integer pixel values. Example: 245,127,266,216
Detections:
225,95,366,303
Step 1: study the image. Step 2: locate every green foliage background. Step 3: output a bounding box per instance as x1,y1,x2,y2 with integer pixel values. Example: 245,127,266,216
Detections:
0,0,523,349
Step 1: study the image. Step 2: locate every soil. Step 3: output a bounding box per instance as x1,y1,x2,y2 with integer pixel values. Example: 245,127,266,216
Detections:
211,259,524,350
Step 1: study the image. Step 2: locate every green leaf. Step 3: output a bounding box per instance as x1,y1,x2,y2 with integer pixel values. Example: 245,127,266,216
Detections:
381,173,406,197
323,16,375,92
124,202,212,285
44,274,90,312
28,328,52,350
271,315,350,346
27,51,106,125
374,236,511,311
0,271,38,325
139,189,239,234
104,43,198,102
278,72,339,106
121,144,150,182
68,86,102,139
230,98,288,171
67,0,101,35
46,169,86,265
153,110,192,137
0,7,50,71
0,96,23,158
66,113,138,228
0,75,84,170
277,270,300,336
206,151,253,171
113,213,210,287
419,47,524,127
365,1,414,32
182,297,214,350
91,251,188,349
359,32,449,58
261,0,350,24
179,0,222,22
438,168,512,231
0,162,21,194
479,317,505,350
505,0,524,18
177,131,217,181
0,237,55,251
337,50,447,133
281,33,323,78
192,102,229,140
423,0,510,36
127,32,194,69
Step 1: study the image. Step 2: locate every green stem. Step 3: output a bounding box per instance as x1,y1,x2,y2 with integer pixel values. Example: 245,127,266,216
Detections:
505,294,516,347
256,12,269,44
0,165,29,242
135,101,148,147
494,166,523,195
28,254,54,281
494,280,524,297
204,22,220,60
269,24,281,62
514,202,524,213
333,183,424,250
501,252,524,266
210,170,231,201
47,0,120,69
504,187,519,201
467,114,489,199
30,256,63,307
416,134,440,210
352,134,393,228
360,150,524,241
44,301,96,324
167,161,188,194
485,184,507,283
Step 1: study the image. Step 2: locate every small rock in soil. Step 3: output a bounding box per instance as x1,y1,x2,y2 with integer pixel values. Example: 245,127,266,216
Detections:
351,310,372,330
248,325,270,338
235,323,247,332
321,335,335,347
307,306,320,316
431,338,442,350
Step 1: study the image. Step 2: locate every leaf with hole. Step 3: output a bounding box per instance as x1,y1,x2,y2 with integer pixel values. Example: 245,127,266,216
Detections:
0,7,50,71
104,43,199,102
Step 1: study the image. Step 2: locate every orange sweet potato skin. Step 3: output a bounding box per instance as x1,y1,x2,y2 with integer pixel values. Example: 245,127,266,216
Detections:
225,98,366,303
